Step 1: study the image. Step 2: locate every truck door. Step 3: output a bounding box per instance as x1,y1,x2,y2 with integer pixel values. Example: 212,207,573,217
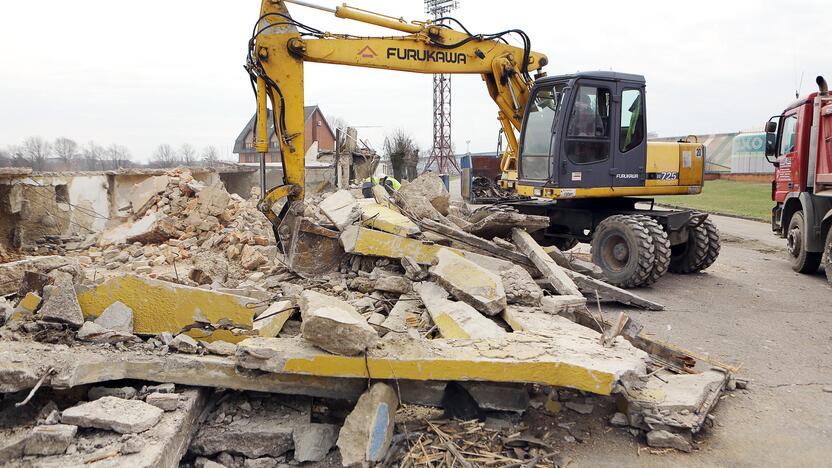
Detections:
774,111,800,202
556,82,614,188
611,84,647,186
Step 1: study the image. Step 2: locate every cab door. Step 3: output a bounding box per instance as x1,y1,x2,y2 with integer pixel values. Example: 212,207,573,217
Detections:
774,111,800,203
611,84,647,187
556,81,615,188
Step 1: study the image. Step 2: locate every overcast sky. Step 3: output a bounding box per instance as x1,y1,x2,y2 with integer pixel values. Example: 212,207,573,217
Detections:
1,0,829,162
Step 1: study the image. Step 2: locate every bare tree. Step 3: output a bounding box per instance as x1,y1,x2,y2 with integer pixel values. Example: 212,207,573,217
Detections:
152,144,178,167
105,144,132,169
383,129,418,181
21,136,51,171
81,141,105,170
53,137,79,167
0,147,11,167
201,145,220,166
328,115,350,149
179,144,197,166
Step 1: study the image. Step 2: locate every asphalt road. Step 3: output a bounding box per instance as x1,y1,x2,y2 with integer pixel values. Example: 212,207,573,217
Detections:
566,214,832,467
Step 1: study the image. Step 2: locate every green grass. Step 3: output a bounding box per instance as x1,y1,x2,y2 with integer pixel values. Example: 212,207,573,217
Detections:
653,179,772,221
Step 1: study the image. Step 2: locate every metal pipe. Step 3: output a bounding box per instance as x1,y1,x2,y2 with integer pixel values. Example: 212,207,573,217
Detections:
281,0,336,13
335,4,422,33
817,76,828,96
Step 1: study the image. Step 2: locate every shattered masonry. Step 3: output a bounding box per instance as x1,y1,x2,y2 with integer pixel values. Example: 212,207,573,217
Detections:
0,169,736,466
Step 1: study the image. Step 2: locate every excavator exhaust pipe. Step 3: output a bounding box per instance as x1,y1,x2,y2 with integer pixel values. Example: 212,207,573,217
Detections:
817,76,828,96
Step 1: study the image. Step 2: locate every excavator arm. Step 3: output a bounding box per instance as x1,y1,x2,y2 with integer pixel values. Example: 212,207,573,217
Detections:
248,0,547,275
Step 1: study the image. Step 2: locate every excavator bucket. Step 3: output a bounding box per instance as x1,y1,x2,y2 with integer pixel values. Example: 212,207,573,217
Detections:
260,187,343,279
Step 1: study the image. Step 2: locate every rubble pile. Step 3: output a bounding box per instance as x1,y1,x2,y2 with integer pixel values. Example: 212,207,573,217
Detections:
0,170,737,466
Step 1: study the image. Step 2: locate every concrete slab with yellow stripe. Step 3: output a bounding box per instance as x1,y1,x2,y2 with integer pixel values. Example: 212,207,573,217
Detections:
236,333,649,396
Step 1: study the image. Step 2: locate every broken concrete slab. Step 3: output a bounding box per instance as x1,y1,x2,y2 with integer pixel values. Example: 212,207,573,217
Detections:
170,333,200,354
89,386,138,400
401,256,428,281
340,226,514,273
190,394,311,459
0,256,81,295
646,429,693,452
373,275,412,295
293,423,338,462
337,382,398,466
563,269,664,311
540,295,587,320
198,182,231,217
146,392,180,411
254,300,295,338
237,332,649,396
512,228,582,297
126,212,179,245
400,172,450,215
39,273,84,328
129,174,170,215
358,199,420,237
94,300,134,334
77,275,262,343
23,424,77,456
465,211,550,239
77,321,138,343
430,248,507,316
61,396,164,434
380,294,419,336
320,189,361,231
204,340,237,356
500,265,544,307
299,290,378,356
625,369,728,433
414,282,505,339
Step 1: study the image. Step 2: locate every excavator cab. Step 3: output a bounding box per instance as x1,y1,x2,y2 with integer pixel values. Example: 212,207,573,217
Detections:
517,72,648,190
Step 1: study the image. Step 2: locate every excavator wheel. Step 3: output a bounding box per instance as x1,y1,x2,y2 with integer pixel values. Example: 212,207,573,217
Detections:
786,211,822,273
695,217,721,271
669,217,715,274
632,215,671,286
591,215,655,288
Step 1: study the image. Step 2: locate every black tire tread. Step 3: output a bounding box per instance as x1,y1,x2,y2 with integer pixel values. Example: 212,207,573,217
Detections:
824,228,832,286
696,218,721,271
789,211,822,274
632,215,671,286
669,219,709,274
591,215,655,288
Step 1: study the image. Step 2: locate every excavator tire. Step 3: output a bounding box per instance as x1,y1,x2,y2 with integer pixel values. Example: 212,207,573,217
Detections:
591,215,655,288
668,219,709,274
824,228,832,286
632,215,671,286
696,217,721,271
787,211,822,273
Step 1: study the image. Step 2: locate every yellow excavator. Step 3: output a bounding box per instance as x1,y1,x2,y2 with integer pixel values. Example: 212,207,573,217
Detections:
250,0,720,288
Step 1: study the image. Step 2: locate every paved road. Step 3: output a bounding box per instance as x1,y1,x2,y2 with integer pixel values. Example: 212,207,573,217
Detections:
563,215,832,466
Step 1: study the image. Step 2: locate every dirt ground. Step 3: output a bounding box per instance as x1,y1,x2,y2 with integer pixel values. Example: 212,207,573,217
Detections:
562,214,832,467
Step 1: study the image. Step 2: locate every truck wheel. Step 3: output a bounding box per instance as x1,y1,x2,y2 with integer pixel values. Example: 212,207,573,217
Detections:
696,218,721,271
632,216,671,286
668,219,709,274
591,215,655,288
787,211,821,273
824,228,832,286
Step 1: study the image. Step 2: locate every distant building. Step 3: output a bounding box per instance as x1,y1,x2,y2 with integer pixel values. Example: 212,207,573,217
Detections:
233,106,335,164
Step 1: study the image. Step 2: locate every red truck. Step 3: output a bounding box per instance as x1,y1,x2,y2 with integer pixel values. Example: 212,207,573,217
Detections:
766,76,832,284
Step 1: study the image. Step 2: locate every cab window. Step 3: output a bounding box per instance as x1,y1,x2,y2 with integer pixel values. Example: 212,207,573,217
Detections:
779,113,798,155
565,86,611,164
520,84,565,179
620,88,644,152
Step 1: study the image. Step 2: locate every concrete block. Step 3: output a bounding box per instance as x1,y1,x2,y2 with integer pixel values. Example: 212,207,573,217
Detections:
300,290,378,356
204,340,238,357
293,423,338,462
429,248,507,316
61,396,163,434
373,275,412,294
541,295,587,318
77,275,262,343
39,274,84,328
198,182,231,216
254,300,294,338
500,265,544,307
646,429,693,452
241,245,268,271
399,172,450,215
414,282,505,339
146,392,180,411
0,256,80,295
76,321,138,343
337,383,398,465
17,292,42,313
129,175,169,214
170,333,200,354
94,300,133,334
320,189,361,231
23,424,77,456
357,200,420,237
88,386,138,400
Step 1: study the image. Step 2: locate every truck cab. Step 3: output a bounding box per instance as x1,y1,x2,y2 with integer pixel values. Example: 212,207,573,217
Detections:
766,76,832,279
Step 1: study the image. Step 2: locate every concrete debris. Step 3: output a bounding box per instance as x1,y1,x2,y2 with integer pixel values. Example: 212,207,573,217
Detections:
89,386,138,400
129,174,170,215
299,290,379,356
23,424,78,456
170,333,200,353
146,392,181,411
320,189,362,231
337,382,399,466
293,423,339,462
358,200,421,237
204,340,238,356
430,248,507,316
373,274,412,294
198,182,232,216
646,429,693,452
0,255,81,295
61,396,164,434
500,265,544,306
38,273,84,328
610,412,629,427
465,208,550,239
414,281,505,339
241,244,268,271
398,172,451,215
94,300,134,334
511,228,582,297
77,321,138,343
401,256,428,281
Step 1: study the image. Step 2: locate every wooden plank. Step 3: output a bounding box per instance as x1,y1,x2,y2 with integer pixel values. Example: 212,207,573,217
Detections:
511,228,582,297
